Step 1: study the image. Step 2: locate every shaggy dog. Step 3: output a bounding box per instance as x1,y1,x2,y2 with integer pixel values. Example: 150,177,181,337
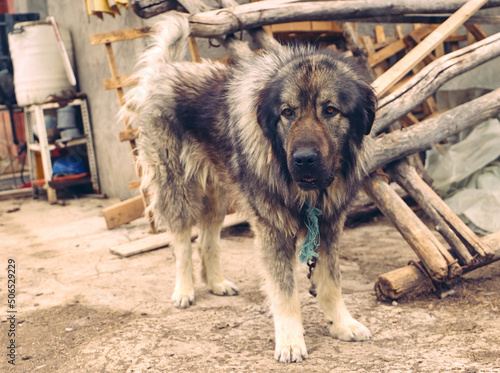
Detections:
124,12,376,363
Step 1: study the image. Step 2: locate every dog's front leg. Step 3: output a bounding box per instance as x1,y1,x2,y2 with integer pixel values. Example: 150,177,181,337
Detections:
171,229,195,308
256,222,308,363
312,228,371,341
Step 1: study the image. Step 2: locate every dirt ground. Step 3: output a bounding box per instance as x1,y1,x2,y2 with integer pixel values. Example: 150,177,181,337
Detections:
1,196,499,373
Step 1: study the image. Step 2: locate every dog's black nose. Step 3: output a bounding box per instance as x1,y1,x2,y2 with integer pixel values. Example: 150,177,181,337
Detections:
293,148,318,168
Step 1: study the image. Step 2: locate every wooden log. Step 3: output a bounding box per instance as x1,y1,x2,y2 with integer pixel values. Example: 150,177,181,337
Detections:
375,263,434,302
363,174,450,282
347,14,500,25
375,231,500,301
374,31,500,134
371,0,489,96
388,161,475,265
369,88,500,174
220,0,283,54
339,21,376,81
389,161,494,261
187,0,500,38
131,0,177,19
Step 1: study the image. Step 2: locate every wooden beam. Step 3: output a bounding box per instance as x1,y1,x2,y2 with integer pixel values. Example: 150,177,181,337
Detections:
187,0,500,38
374,32,500,134
372,0,489,96
110,213,248,257
367,25,436,67
348,14,500,25
131,0,177,19
465,24,489,40
119,128,140,142
103,75,139,90
369,88,500,174
375,231,500,301
387,161,476,265
90,26,153,45
102,195,145,230
363,174,452,282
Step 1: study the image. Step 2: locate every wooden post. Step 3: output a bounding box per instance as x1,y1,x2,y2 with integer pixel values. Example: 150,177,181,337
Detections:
363,174,452,282
388,161,494,262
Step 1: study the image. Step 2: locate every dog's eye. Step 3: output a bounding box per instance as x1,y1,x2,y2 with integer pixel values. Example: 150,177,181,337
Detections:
324,106,339,117
281,108,294,118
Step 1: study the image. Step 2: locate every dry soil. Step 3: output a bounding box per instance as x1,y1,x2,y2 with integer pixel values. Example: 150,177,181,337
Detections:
1,197,499,373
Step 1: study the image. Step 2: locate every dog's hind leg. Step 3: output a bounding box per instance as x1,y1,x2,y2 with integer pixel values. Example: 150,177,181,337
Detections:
198,192,239,296
256,221,308,363
312,228,371,342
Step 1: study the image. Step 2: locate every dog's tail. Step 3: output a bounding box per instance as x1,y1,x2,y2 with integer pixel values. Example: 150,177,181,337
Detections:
120,12,189,123
138,12,190,68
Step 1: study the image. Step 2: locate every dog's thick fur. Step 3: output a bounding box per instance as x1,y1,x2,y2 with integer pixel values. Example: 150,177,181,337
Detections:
124,13,377,363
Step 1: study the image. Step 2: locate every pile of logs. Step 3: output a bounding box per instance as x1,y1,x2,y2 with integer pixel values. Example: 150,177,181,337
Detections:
120,0,500,300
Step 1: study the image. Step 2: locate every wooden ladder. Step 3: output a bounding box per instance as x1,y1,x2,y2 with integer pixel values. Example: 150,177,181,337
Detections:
90,26,203,231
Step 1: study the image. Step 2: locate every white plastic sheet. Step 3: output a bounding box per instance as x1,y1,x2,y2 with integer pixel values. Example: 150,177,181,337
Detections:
426,118,500,234
425,55,500,234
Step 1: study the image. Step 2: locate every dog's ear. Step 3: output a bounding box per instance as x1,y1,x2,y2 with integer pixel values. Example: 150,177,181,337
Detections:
257,85,281,140
361,84,377,136
352,83,377,137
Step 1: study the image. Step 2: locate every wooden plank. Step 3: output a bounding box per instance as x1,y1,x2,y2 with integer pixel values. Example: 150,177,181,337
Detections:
119,128,140,142
368,25,435,67
103,74,139,90
110,213,248,257
444,34,468,42
375,25,386,43
373,37,397,51
372,0,489,96
104,43,126,107
90,26,153,45
102,195,145,230
465,24,488,40
188,37,201,63
0,188,32,201
368,39,406,67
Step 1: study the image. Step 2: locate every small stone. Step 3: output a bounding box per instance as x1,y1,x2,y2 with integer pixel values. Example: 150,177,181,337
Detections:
392,301,398,306
65,328,73,332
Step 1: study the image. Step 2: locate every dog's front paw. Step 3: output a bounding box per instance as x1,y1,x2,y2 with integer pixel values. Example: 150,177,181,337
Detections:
208,279,239,296
275,340,308,363
329,317,371,341
171,289,195,309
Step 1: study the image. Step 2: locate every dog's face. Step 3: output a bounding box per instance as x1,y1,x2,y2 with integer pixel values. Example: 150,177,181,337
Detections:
257,52,376,191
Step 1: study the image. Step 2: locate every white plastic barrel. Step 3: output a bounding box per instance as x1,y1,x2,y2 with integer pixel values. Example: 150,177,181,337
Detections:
8,20,75,106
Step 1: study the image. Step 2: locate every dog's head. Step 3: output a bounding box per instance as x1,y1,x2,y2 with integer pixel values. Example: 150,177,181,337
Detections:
257,50,376,191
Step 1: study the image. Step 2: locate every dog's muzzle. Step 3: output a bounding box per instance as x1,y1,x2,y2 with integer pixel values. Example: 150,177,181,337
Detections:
290,148,335,191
